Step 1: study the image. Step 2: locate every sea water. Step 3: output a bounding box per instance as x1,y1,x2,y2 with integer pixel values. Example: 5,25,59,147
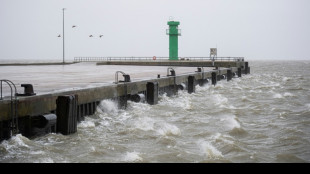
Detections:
0,60,310,163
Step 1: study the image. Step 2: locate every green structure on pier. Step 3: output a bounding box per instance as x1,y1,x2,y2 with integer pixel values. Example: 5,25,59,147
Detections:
167,21,181,60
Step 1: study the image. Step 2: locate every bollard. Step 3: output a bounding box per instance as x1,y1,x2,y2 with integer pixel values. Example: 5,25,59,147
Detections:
17,84,36,96
238,68,242,77
227,69,232,81
123,74,131,82
56,94,78,135
211,72,217,86
188,76,195,94
146,82,158,105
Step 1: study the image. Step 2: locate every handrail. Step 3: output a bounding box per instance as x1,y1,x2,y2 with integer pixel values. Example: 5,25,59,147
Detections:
0,79,19,135
114,71,130,84
74,56,244,62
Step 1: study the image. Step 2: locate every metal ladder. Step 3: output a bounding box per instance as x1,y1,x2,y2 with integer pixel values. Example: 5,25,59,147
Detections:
0,79,19,136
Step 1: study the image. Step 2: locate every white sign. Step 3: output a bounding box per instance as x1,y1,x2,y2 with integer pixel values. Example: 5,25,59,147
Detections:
210,48,217,56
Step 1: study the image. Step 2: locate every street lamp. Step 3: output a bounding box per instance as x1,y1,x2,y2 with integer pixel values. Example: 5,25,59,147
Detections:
59,8,76,64
62,8,65,64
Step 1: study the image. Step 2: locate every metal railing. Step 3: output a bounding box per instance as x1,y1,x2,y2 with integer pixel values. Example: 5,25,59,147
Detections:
74,57,244,62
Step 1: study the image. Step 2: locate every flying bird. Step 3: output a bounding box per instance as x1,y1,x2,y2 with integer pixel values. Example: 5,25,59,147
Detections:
57,35,61,37
89,35,93,37
99,35,103,38
72,25,76,28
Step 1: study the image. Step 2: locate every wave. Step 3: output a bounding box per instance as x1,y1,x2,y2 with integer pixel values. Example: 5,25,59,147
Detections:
122,151,143,162
156,122,181,137
197,140,223,159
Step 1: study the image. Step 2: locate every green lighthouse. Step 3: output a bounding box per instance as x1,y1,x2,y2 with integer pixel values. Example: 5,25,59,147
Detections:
167,21,181,60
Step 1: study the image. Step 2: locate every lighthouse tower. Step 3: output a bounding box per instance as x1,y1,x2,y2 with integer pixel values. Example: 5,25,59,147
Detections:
167,20,181,60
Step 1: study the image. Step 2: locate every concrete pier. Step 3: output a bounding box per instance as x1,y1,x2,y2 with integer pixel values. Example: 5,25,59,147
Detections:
0,62,248,141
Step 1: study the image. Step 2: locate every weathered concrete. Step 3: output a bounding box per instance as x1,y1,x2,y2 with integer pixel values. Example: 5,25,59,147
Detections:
0,67,238,122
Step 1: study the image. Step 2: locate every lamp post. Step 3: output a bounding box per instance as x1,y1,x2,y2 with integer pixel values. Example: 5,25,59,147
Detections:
62,8,66,64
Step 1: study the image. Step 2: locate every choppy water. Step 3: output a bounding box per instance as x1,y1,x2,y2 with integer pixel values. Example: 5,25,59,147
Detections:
1,60,310,163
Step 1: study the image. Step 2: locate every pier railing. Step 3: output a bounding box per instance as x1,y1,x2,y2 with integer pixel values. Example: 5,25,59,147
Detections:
74,57,244,62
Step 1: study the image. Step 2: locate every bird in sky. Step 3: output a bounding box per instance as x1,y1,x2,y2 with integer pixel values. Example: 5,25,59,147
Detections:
89,35,93,37
99,35,103,38
57,34,61,37
72,25,76,28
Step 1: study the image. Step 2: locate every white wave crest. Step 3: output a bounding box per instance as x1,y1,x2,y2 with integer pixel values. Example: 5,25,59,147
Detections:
97,99,119,115
157,123,181,136
273,93,283,99
213,94,228,106
134,117,155,131
123,151,143,162
220,115,241,130
1,134,30,149
283,92,294,97
198,140,223,159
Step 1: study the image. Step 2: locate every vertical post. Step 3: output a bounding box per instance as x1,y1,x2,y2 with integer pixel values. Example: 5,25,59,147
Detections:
0,80,2,100
146,82,158,105
227,69,232,81
245,62,248,75
238,68,242,77
62,8,65,64
188,76,195,94
211,72,217,86
56,94,77,135
118,84,128,109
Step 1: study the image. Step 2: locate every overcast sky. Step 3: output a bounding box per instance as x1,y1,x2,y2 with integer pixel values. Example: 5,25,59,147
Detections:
0,0,309,62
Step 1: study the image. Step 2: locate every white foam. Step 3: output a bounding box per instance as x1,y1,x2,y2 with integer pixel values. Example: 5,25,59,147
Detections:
9,134,30,148
220,115,241,129
198,140,223,159
283,92,294,97
134,117,155,131
282,77,291,82
273,93,283,99
97,99,119,115
157,123,181,136
78,120,96,128
213,94,228,106
123,151,143,162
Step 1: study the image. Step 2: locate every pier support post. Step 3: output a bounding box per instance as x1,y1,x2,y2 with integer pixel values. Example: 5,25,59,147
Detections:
56,94,78,135
147,82,158,105
245,62,249,75
211,72,217,86
227,69,232,81
188,76,195,94
238,68,242,77
247,67,251,74
118,84,128,109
